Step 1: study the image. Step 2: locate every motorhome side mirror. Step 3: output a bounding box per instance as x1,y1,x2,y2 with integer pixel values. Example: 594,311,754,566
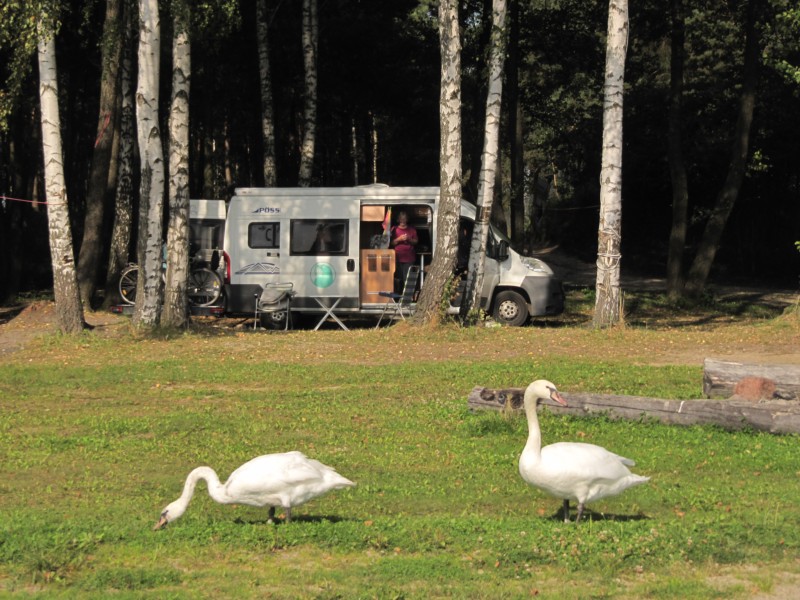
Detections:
496,240,509,262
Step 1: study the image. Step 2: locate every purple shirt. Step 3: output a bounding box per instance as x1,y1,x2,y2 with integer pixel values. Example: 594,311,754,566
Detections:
391,225,418,264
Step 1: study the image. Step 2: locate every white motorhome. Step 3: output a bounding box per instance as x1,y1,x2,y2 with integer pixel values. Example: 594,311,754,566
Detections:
223,185,564,327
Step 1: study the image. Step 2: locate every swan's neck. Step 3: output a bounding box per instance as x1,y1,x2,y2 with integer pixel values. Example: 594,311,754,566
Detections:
181,466,233,507
523,401,543,459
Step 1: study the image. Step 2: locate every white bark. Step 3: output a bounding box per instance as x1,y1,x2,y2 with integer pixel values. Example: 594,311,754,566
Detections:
414,0,463,324
298,0,317,186
163,14,191,328
37,25,85,333
594,0,628,328
134,0,165,327
461,0,508,323
256,0,277,186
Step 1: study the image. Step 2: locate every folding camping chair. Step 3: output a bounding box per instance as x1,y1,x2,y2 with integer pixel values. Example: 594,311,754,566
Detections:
254,282,295,330
375,265,420,328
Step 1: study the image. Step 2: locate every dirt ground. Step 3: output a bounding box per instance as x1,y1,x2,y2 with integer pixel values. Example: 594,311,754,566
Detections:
2,250,798,361
0,301,124,356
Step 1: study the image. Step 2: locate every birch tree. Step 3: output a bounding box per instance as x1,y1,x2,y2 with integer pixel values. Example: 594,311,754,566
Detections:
593,0,628,328
37,16,85,333
105,0,135,303
76,0,121,309
133,0,165,327
413,0,462,325
162,2,191,328
460,0,508,324
298,0,317,186
256,0,277,186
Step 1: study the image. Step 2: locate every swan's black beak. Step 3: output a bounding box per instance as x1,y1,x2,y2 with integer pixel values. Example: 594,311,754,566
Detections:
153,515,168,531
548,387,568,406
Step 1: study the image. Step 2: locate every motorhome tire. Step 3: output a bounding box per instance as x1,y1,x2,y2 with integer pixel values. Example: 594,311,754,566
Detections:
492,290,529,327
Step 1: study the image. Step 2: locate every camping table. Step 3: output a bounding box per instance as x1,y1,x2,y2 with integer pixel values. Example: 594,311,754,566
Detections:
312,297,349,331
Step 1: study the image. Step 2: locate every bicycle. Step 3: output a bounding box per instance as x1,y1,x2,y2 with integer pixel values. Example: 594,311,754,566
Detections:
118,260,223,307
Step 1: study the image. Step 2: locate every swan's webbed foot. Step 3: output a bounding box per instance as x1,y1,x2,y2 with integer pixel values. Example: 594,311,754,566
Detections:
575,502,585,523
562,499,571,523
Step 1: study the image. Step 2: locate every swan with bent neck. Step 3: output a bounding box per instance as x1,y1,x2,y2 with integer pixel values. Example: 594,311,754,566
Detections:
518,380,650,523
154,451,355,529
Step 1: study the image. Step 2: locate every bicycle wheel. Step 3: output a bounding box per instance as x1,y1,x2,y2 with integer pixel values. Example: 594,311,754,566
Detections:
119,265,139,305
187,268,223,306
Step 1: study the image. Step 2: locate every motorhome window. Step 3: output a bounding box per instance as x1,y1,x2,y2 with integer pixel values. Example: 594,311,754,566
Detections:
248,222,280,249
290,219,348,256
190,220,223,253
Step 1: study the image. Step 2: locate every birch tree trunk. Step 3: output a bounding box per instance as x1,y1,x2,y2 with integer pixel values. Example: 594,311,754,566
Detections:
162,5,191,328
460,0,508,324
106,0,135,303
593,0,628,328
298,0,317,186
77,0,121,309
37,23,85,333
133,0,165,327
413,0,462,325
684,0,759,297
256,0,277,187
666,0,689,300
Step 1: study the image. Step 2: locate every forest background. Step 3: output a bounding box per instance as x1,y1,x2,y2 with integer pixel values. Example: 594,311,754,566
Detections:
0,0,798,306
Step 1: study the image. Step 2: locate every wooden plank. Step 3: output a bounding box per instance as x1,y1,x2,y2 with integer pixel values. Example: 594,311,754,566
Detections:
467,386,800,435
703,358,800,399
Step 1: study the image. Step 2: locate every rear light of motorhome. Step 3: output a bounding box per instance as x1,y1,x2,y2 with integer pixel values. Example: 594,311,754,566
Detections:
223,250,231,283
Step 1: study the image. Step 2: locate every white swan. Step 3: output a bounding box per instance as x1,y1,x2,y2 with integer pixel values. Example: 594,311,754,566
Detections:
518,380,650,523
153,451,355,529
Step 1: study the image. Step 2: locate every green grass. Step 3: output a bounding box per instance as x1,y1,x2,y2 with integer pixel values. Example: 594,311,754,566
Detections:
1,315,799,598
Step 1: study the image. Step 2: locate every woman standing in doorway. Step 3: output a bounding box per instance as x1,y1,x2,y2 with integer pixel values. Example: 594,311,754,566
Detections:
391,210,418,292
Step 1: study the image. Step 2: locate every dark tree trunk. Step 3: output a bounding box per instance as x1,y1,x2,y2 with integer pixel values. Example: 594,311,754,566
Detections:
684,0,760,297
104,0,135,307
507,0,524,247
666,0,689,299
77,0,122,309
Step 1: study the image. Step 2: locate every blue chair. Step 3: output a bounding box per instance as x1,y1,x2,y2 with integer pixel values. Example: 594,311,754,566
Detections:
375,265,420,328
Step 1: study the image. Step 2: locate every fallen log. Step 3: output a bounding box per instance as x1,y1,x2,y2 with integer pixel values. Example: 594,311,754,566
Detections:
703,358,800,400
467,386,800,435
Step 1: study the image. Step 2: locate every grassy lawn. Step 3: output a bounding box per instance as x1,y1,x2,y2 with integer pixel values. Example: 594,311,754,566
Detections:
1,293,799,598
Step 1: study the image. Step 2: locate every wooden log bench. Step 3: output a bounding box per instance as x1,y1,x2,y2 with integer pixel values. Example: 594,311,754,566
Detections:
467,386,800,435
702,358,800,400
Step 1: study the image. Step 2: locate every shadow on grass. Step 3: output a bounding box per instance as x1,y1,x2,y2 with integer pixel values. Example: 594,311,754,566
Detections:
547,507,651,524
233,513,352,526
